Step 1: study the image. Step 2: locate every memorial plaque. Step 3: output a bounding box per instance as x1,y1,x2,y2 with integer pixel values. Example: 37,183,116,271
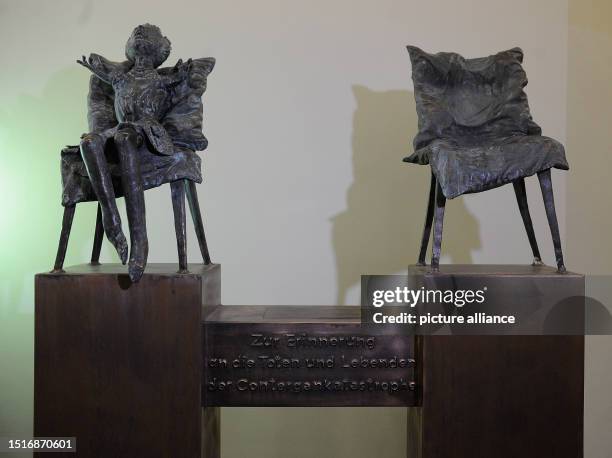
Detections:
202,306,417,407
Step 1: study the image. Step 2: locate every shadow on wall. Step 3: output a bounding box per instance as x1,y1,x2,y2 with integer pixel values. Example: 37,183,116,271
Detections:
0,67,110,442
331,86,480,305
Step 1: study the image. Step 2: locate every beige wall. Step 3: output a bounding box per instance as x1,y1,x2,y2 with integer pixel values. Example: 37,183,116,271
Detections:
567,2,612,457
1,0,610,457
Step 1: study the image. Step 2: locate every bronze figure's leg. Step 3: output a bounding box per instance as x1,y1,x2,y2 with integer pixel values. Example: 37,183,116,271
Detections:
512,178,542,265
52,205,76,273
185,180,212,265
537,169,566,273
417,172,436,266
431,182,446,271
114,128,148,282
80,133,128,264
171,180,188,273
90,203,104,265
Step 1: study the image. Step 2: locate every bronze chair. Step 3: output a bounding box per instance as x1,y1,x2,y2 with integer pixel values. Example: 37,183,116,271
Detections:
404,47,568,272
53,61,213,274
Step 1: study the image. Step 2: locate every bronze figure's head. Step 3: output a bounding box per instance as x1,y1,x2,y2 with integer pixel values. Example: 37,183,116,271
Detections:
125,23,171,68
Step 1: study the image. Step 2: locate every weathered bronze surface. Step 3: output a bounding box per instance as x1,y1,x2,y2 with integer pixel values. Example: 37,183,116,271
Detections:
203,306,417,407
53,24,214,282
404,47,568,272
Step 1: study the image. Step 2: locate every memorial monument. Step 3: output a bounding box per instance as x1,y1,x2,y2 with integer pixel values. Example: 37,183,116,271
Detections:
34,39,585,458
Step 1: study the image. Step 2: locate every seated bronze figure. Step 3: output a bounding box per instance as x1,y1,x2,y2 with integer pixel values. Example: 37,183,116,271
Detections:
404,46,568,272
53,24,214,281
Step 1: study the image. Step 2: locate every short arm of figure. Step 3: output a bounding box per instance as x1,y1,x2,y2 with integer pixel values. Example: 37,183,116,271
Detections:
164,58,192,87
77,53,121,84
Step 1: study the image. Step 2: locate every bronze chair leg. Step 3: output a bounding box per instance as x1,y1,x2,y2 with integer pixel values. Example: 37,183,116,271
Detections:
537,169,566,272
512,178,542,266
52,205,76,273
90,203,104,265
431,182,446,270
171,180,188,273
417,172,436,266
185,180,212,265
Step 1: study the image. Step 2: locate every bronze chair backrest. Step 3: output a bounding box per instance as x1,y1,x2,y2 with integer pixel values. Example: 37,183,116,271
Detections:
406,46,541,150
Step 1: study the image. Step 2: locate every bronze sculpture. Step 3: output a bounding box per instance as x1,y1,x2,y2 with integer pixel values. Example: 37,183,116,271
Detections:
53,24,214,281
404,46,568,272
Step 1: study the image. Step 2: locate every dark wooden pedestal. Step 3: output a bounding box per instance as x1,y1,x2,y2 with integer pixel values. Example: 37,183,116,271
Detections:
35,264,585,458
35,263,220,458
406,265,585,458
407,335,584,458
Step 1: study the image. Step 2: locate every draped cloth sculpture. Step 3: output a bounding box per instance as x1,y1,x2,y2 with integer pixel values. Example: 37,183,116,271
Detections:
53,24,214,281
404,46,568,272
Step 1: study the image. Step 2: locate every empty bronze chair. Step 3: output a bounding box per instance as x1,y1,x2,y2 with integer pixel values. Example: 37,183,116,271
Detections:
404,46,568,272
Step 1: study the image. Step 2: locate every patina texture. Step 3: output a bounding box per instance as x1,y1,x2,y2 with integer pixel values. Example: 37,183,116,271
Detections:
54,24,214,281
405,46,567,272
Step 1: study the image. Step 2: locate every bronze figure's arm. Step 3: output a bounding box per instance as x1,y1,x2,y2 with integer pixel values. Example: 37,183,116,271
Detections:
77,53,125,84
164,58,193,87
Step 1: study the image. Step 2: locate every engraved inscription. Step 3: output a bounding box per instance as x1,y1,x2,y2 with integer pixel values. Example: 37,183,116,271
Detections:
203,324,417,407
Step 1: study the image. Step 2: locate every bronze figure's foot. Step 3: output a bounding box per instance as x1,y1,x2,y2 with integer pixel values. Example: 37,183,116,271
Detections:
128,262,145,283
105,227,128,265
557,264,567,274
532,257,544,266
128,239,149,283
